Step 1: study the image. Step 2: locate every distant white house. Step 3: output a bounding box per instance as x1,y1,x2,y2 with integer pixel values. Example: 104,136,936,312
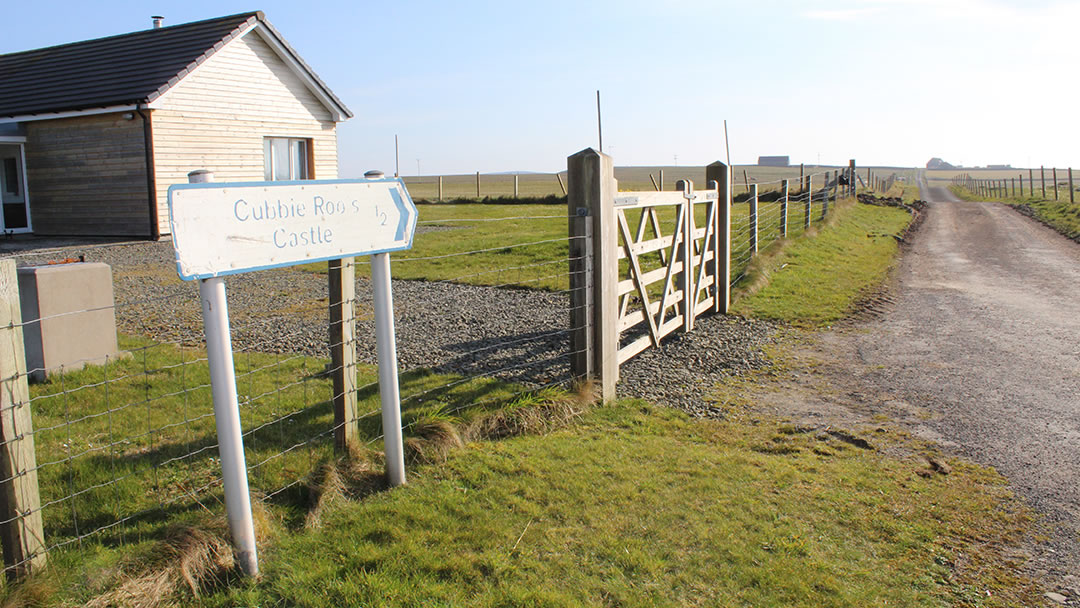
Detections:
0,12,352,238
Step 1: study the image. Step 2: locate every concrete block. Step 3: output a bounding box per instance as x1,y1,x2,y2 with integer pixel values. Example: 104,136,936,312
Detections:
17,262,120,382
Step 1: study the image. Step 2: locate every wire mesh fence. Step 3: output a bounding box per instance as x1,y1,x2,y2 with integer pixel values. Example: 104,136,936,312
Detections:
0,204,584,578
729,171,840,287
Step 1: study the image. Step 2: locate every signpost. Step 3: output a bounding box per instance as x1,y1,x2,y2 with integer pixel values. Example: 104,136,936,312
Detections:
168,173,417,576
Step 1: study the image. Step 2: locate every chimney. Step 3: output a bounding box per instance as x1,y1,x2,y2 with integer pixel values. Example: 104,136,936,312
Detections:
152,15,164,29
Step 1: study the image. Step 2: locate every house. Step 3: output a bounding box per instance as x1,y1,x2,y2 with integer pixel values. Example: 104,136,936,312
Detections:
757,156,789,167
926,158,957,170
0,12,352,238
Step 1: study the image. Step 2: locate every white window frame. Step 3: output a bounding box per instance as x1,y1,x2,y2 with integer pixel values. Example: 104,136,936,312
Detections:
264,137,311,181
0,141,32,234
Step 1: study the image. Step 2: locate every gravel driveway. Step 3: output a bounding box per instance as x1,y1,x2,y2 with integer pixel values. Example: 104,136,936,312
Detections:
4,235,776,413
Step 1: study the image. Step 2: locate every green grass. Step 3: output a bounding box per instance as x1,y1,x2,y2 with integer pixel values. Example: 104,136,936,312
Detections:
16,334,542,604
197,402,1040,608
730,192,914,325
950,184,1080,241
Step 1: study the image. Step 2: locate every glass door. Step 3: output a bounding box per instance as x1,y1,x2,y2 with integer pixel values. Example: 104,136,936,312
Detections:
0,144,30,232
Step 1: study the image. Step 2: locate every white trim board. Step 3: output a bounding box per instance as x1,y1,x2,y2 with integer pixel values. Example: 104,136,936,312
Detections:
0,105,138,125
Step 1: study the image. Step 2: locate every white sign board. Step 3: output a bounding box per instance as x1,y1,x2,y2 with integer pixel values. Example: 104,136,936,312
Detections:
167,178,417,280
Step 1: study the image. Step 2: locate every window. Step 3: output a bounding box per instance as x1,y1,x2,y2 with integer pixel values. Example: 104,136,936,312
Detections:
264,138,310,181
2,157,18,197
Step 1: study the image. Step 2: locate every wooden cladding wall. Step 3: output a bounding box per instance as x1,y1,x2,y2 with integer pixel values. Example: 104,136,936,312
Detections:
24,114,151,236
151,30,340,235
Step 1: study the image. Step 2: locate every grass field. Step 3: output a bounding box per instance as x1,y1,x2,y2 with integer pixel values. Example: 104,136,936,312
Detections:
401,164,903,201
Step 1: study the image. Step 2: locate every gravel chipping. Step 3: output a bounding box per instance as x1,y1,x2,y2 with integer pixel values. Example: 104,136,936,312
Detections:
4,238,779,416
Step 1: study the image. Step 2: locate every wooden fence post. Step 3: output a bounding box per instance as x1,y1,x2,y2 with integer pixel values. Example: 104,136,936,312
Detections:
780,179,789,238
705,161,731,314
1070,168,1075,204
849,159,856,197
749,184,758,254
556,173,567,196
514,174,519,198
0,259,45,578
1019,174,1024,197
437,176,443,201
476,171,481,198
1053,168,1059,200
1041,166,1046,198
676,180,694,332
804,175,812,230
328,258,357,453
1011,178,1015,197
568,148,618,401
821,174,830,219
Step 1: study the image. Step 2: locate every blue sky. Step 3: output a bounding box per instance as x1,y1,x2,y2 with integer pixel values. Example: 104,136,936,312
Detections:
6,1,1078,176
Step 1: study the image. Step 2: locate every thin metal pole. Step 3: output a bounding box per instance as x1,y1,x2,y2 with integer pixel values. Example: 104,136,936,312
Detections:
198,278,258,576
188,169,258,577
394,135,399,178
596,90,603,153
371,253,406,487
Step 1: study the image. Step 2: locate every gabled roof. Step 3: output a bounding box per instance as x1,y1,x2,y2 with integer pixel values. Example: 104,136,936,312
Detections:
0,11,352,121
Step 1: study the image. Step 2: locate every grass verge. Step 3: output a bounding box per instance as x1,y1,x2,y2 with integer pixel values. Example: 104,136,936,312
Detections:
193,402,1042,607
730,192,914,326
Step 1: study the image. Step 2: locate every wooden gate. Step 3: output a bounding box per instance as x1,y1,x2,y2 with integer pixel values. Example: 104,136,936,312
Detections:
568,148,732,400
612,185,720,364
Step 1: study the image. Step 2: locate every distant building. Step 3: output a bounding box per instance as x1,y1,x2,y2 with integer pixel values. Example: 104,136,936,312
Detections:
986,164,1013,170
926,158,957,170
758,156,790,167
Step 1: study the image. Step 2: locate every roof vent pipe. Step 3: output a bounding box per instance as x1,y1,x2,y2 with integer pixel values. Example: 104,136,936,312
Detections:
152,16,164,29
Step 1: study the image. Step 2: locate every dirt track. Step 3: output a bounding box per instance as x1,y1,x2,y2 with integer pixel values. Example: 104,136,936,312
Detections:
757,178,1080,598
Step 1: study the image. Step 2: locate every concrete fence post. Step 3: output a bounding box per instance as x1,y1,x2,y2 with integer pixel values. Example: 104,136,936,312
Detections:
567,148,618,401
780,179,789,238
749,183,758,254
705,162,731,314
0,259,45,579
328,257,357,454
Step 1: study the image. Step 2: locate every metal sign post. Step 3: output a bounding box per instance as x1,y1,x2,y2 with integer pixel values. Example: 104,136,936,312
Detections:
170,171,417,576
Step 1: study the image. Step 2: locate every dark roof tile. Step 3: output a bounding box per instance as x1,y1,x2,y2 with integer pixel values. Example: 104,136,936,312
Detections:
0,12,351,119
